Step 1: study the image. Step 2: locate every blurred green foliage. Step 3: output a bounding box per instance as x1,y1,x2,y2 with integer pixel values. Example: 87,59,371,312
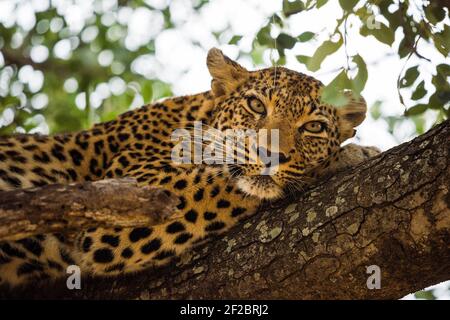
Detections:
0,0,173,134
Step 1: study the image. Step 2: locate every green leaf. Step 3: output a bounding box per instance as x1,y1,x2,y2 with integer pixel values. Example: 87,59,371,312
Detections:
141,81,153,104
351,54,368,94
276,33,297,49
432,65,450,106
296,54,310,64
360,22,395,46
414,290,436,300
152,81,172,100
297,31,315,42
306,38,342,72
251,44,265,65
276,55,287,65
385,116,401,134
321,70,352,107
428,91,448,110
282,0,305,17
370,100,382,120
269,14,283,26
256,25,272,46
339,0,359,11
436,63,450,78
425,4,446,25
398,37,411,59
434,25,450,57
411,115,425,135
411,80,427,100
400,66,419,88
125,89,135,107
405,104,427,116
316,0,328,9
228,35,243,45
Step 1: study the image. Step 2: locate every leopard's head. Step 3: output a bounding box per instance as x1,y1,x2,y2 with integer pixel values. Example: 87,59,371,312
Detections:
206,48,366,200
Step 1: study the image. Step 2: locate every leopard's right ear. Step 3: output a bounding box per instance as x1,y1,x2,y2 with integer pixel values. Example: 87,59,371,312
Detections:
336,91,367,142
207,48,249,97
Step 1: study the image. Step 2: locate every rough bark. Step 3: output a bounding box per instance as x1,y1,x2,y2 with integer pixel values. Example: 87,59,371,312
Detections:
0,178,178,242
1,120,449,300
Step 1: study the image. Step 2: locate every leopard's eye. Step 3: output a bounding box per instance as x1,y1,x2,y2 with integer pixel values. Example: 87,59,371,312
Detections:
302,121,327,133
247,97,266,115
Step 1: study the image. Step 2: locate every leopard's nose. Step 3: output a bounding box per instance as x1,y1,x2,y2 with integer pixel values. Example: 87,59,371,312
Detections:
258,147,291,167
278,151,290,164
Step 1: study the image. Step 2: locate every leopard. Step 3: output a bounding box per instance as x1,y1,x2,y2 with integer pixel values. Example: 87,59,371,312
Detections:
0,48,380,287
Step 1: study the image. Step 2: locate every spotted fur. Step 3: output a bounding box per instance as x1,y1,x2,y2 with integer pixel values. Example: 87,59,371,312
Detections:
0,48,379,286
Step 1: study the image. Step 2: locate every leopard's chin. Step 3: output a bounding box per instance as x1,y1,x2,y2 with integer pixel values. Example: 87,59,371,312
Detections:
235,176,283,200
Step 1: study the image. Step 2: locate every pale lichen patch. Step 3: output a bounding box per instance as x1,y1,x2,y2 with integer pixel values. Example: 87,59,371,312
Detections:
256,220,266,231
400,170,410,184
258,221,283,243
423,149,432,158
335,197,346,205
226,239,237,253
289,211,300,223
346,222,360,235
285,203,297,214
269,227,283,242
178,251,195,265
193,266,205,274
302,227,310,236
306,210,316,223
338,183,349,194
326,206,338,217
297,251,307,264
312,232,320,243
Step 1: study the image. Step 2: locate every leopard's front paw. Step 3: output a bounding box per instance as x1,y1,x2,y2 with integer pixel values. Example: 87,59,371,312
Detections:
334,143,381,171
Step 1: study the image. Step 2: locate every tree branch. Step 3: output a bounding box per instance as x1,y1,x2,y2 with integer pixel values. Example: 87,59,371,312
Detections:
1,120,449,299
0,178,178,242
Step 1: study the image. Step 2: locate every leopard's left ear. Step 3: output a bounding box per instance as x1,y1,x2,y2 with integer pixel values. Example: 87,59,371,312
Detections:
207,48,249,97
336,91,367,142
